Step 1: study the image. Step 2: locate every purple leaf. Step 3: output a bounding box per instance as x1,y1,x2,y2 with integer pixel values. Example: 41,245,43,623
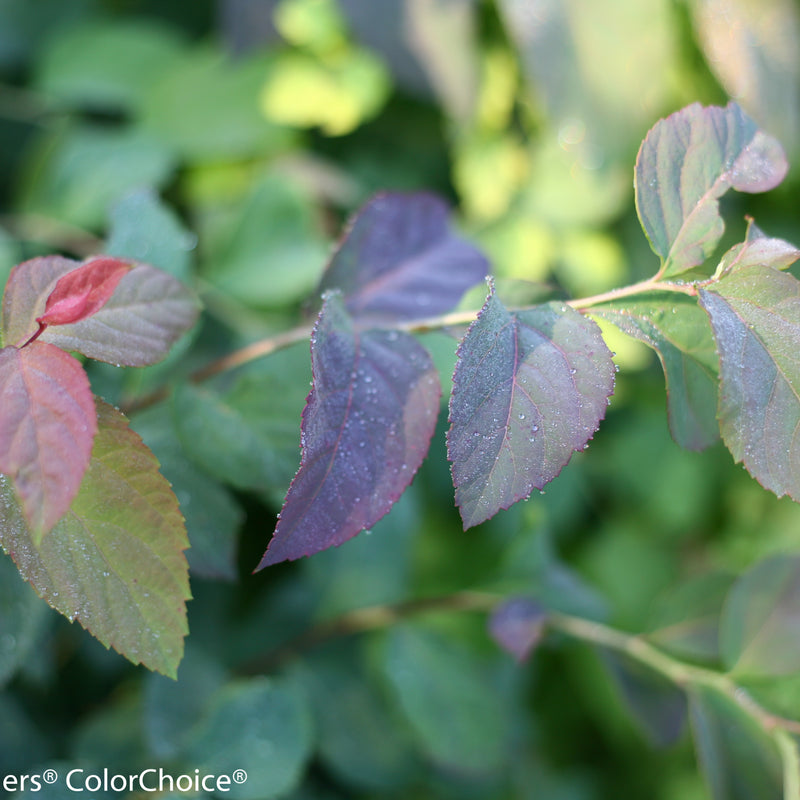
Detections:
0,342,97,539
699,266,800,502
318,192,488,324
635,102,788,278
488,597,548,662
257,292,440,568
448,290,615,529
716,219,800,278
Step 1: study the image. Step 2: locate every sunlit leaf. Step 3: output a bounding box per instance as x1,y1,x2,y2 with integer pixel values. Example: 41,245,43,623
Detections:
699,266,800,501
448,289,615,528
592,293,719,450
720,554,800,677
318,192,489,324
635,102,788,277
715,219,800,278
690,0,800,153
488,596,548,662
257,293,440,567
0,400,190,677
689,685,783,800
0,342,96,538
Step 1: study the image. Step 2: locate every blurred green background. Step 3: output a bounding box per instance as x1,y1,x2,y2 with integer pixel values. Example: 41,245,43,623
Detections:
1,0,800,798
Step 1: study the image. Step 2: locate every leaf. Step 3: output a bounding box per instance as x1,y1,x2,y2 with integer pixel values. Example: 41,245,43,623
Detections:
318,192,489,324
592,293,720,450
716,219,800,278
646,571,735,665
719,554,800,678
41,261,200,367
378,624,510,774
448,290,615,529
180,677,314,800
0,553,49,688
257,293,440,567
0,399,190,677
698,266,800,501
601,650,687,747
36,256,131,329
689,0,800,153
0,342,97,538
689,685,783,800
635,102,788,278
488,596,548,662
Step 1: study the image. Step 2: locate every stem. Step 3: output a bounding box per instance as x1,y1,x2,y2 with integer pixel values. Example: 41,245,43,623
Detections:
246,590,800,742
124,275,697,413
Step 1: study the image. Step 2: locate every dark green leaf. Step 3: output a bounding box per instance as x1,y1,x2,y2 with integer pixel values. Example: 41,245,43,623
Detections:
592,293,719,450
635,103,788,277
180,677,314,800
601,649,687,747
646,572,734,665
379,624,510,774
131,404,242,581
699,266,800,501
0,552,49,688
689,685,783,800
0,400,190,677
720,554,800,678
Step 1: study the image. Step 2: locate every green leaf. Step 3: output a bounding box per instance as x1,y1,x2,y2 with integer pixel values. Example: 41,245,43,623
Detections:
294,642,419,791
0,399,190,677
180,677,314,800
715,220,800,279
172,375,305,493
699,266,800,501
18,123,175,230
646,572,735,665
635,103,788,278
33,19,186,113
106,188,197,282
592,293,719,450
689,0,800,153
601,650,687,747
138,45,296,162
0,552,49,688
719,554,800,678
203,173,328,308
379,624,510,774
130,404,242,581
689,685,783,800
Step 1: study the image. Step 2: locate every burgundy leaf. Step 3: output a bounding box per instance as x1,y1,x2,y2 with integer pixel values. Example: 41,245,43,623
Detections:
318,192,489,324
37,257,131,328
488,597,548,662
448,290,615,529
2,255,80,347
40,261,200,366
257,293,440,567
0,342,97,538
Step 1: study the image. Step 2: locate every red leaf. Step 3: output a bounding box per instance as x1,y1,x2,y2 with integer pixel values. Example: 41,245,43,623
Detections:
37,257,131,329
0,342,97,537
